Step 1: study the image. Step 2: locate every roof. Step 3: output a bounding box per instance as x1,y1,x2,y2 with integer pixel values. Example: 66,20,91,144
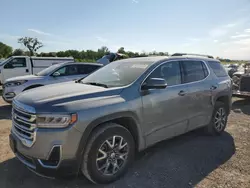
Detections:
11,56,74,59
168,55,219,61
63,62,103,66
115,56,169,66
115,55,218,66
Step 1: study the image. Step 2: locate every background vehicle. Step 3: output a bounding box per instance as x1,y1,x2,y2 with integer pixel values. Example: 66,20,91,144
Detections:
2,62,102,102
10,54,232,184
0,56,74,84
97,52,128,65
232,62,250,98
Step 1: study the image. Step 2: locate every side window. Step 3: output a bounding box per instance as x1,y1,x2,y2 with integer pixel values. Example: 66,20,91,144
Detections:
78,65,100,74
67,65,78,75
181,61,207,83
147,61,181,86
54,65,79,76
208,61,228,77
4,58,26,69
56,66,67,76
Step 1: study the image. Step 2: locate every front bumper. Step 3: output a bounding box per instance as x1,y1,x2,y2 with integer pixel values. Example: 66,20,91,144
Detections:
2,86,23,103
9,124,83,178
232,90,250,98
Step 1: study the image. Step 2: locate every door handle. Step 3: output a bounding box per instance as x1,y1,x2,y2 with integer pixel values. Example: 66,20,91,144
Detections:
210,85,217,90
178,90,186,96
26,69,29,73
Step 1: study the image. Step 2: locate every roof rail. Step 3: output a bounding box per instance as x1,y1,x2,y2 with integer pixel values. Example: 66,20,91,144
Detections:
171,53,214,59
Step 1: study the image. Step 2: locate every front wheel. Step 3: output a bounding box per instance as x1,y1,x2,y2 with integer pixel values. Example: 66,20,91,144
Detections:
81,123,135,184
206,101,228,135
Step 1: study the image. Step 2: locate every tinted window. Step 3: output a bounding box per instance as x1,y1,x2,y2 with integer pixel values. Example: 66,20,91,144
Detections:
208,61,228,77
4,58,26,69
67,65,78,75
181,61,207,83
147,61,181,86
78,64,100,74
54,65,78,76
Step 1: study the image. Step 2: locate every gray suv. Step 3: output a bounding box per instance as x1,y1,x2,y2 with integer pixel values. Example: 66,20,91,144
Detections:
9,55,232,184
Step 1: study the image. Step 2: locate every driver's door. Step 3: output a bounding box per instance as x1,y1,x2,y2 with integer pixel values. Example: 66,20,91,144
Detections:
2,58,28,82
141,61,190,147
49,64,80,84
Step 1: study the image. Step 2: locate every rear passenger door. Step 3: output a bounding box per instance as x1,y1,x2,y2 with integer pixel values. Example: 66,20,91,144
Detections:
180,60,213,130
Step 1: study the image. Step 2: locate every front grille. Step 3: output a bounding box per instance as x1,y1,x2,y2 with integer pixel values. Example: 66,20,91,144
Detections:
12,101,37,147
240,76,250,92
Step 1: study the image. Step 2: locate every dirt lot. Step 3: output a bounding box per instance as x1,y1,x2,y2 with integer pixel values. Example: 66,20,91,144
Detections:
0,92,250,187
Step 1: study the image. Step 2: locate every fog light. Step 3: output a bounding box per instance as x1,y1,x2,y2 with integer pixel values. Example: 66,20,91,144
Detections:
5,92,16,98
38,146,61,168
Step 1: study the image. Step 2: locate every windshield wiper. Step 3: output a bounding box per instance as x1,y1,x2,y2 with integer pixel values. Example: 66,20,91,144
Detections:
82,82,108,88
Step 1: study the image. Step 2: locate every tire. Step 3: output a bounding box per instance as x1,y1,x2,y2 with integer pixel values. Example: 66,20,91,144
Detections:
81,123,135,184
206,101,228,136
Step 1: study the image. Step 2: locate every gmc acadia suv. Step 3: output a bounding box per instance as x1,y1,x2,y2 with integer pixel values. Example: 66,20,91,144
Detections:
9,55,232,184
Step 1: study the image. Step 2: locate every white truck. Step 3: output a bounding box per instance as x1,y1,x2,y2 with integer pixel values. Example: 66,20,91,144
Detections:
0,56,74,84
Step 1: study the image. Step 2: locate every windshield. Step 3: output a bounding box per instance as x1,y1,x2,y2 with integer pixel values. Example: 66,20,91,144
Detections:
0,57,12,66
80,60,151,87
36,63,62,76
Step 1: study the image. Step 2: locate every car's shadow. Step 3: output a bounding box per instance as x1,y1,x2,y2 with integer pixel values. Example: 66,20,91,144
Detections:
0,130,235,188
0,87,12,120
232,98,250,115
0,104,11,120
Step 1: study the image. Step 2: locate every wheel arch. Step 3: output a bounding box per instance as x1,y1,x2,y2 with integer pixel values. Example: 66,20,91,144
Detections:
214,95,231,114
76,111,145,164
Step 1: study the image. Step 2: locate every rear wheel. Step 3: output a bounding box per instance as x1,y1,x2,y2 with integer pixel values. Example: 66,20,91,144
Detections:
206,101,228,135
81,123,135,184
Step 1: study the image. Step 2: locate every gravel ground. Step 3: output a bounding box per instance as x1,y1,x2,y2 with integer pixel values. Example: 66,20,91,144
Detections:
0,95,250,188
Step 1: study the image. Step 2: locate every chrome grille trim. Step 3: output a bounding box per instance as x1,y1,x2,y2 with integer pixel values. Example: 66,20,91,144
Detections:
12,100,37,147
12,126,34,140
13,122,34,135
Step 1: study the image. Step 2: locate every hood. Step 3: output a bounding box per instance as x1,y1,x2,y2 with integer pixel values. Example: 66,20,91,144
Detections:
14,81,124,113
5,75,44,83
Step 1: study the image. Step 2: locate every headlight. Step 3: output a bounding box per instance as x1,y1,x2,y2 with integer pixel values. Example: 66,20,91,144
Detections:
36,114,77,128
5,80,27,87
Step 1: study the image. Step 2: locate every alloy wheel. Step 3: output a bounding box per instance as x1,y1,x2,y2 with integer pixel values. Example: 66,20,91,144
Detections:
96,136,129,176
214,107,226,132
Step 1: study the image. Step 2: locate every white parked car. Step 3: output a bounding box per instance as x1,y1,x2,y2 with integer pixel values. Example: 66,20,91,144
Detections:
0,56,74,84
2,62,103,102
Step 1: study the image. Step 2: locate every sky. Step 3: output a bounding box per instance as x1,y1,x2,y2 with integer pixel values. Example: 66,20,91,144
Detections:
1,0,250,60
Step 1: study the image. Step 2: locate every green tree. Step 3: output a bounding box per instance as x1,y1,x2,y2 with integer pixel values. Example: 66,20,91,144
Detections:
12,49,24,56
117,47,125,54
0,42,12,58
97,46,110,58
56,51,66,57
18,37,43,56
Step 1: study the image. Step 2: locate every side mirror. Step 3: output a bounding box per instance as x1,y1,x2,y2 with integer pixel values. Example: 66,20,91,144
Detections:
141,78,167,90
52,72,60,77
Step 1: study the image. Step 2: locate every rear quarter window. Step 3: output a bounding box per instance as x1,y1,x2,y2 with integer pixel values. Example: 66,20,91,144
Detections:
208,61,228,77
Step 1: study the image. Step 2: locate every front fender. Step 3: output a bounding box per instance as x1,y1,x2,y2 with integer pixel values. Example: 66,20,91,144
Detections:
74,111,145,167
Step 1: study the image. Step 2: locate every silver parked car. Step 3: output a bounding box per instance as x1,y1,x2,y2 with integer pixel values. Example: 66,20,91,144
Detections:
9,55,232,184
2,62,102,102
